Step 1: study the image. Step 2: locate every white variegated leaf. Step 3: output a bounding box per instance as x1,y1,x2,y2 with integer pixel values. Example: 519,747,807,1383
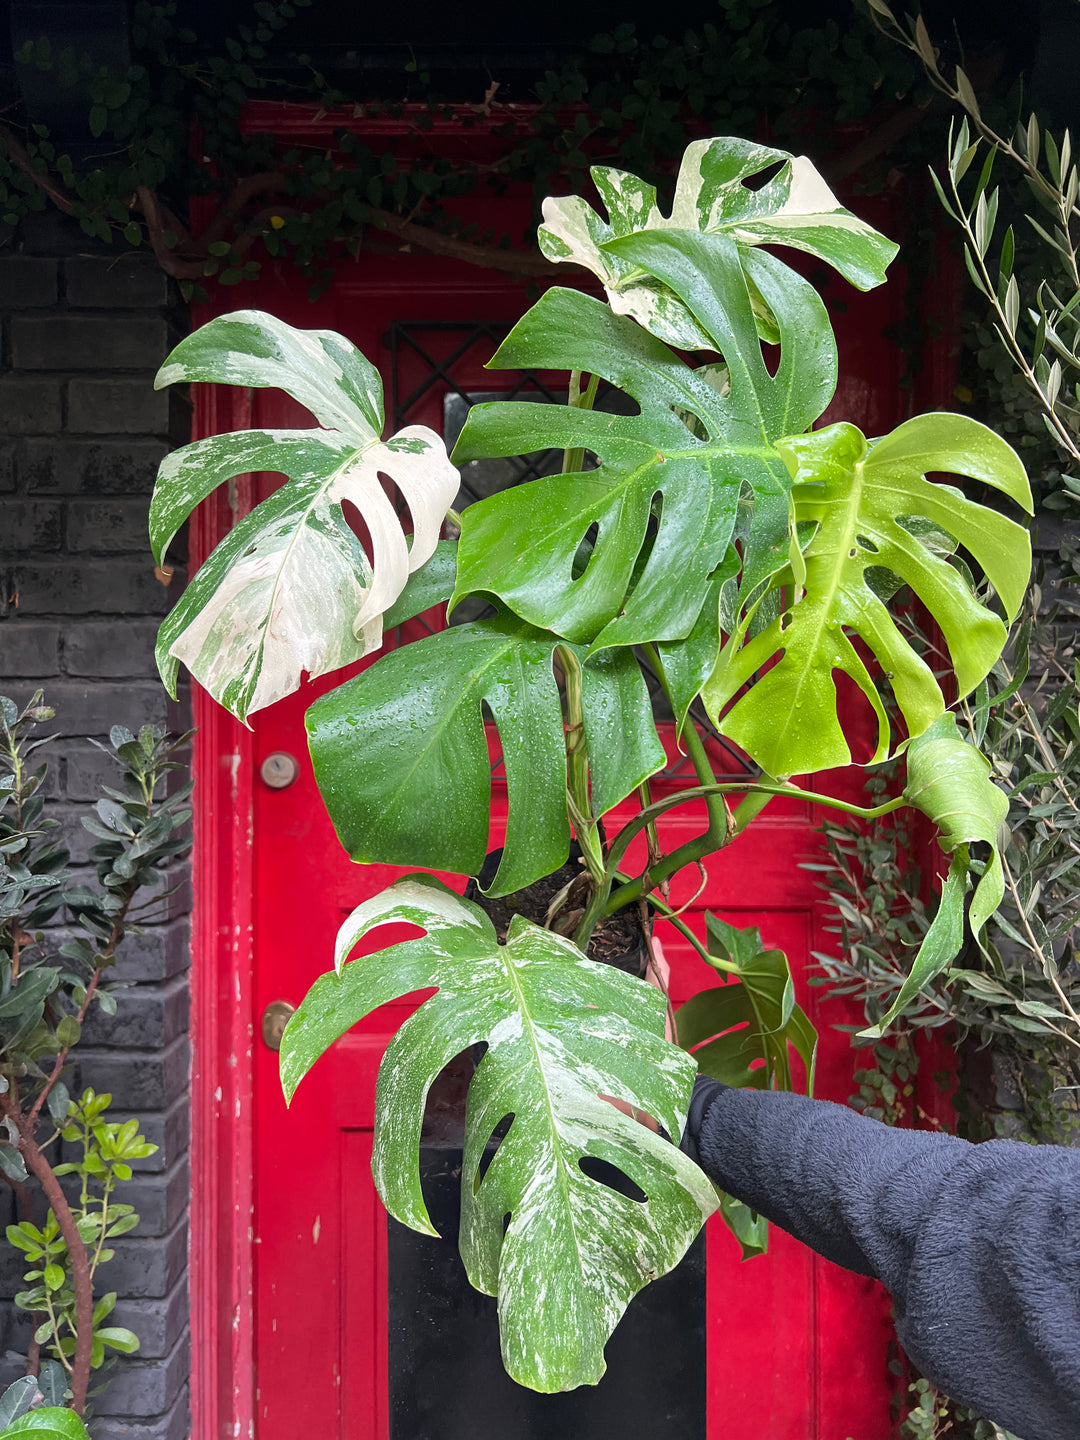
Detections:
539,136,899,347
280,876,716,1393
150,311,459,722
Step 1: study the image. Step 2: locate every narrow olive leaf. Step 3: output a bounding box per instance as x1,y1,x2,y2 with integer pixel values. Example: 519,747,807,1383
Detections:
306,614,663,896
538,137,897,348
452,228,835,651
703,414,1032,776
150,311,458,722
279,878,716,1393
860,712,1009,1037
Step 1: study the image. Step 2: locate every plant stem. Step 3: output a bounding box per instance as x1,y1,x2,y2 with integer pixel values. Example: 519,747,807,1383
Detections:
557,645,604,885
562,370,600,474
9,1107,93,1413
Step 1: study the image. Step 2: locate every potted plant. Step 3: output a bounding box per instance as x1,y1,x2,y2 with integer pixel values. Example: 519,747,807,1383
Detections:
147,136,1032,1392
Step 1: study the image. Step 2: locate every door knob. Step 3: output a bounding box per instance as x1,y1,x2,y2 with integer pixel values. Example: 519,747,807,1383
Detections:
260,752,300,789
261,1000,296,1051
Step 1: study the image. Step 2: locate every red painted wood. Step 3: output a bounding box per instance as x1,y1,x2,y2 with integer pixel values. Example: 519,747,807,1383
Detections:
184,137,956,1438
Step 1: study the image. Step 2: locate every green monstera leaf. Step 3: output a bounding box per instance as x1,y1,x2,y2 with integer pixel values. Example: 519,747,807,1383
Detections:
452,226,837,652
538,137,898,349
279,877,716,1393
306,614,664,895
861,712,1010,1038
150,311,458,722
703,415,1033,776
676,915,816,1094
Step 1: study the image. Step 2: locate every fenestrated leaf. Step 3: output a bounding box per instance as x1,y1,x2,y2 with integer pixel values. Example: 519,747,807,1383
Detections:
306,614,663,895
279,877,716,1393
538,137,898,348
151,311,458,722
861,712,1010,1037
452,228,836,652
703,415,1033,776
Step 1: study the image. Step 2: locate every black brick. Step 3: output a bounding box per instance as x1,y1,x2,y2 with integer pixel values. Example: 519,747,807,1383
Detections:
0,499,62,549
0,680,168,734
67,380,175,436
81,974,189,1050
12,559,172,615
20,438,170,495
112,1279,189,1358
0,446,13,492
93,1333,189,1417
95,1385,189,1440
11,317,172,373
66,499,151,553
0,257,57,308
65,256,171,310
64,618,158,677
73,1038,190,1111
111,919,190,985
0,619,60,673
101,1219,187,1298
112,1160,190,1239
0,378,61,434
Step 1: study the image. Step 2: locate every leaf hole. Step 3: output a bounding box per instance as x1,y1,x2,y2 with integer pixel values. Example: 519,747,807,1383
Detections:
855,534,879,553
473,1112,514,1195
578,1154,647,1204
571,521,600,580
340,497,374,572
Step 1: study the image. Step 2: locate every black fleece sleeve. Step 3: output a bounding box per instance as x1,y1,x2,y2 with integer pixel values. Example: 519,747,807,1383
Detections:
685,1079,1080,1440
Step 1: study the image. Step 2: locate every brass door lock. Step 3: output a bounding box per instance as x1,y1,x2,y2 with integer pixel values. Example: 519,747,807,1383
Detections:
261,1000,296,1051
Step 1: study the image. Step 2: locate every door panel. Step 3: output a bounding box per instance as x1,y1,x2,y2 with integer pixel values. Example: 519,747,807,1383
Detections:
191,233,918,1438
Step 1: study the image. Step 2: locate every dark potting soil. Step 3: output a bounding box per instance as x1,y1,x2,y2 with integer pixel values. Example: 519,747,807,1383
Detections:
466,848,647,977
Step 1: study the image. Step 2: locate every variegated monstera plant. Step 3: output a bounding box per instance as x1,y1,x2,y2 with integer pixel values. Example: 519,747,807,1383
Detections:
148,138,1032,1392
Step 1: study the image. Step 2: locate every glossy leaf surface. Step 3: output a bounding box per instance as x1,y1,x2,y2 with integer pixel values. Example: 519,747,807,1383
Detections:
0,1413,90,1440
862,712,1010,1037
306,615,663,895
279,878,716,1392
151,311,458,721
703,415,1032,775
676,916,816,1093
452,228,836,650
538,137,898,348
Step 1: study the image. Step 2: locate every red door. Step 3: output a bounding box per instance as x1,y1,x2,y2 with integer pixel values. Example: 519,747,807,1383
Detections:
186,150,940,1439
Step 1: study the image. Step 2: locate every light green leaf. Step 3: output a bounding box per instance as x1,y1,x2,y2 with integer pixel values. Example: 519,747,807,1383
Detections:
538,137,898,348
151,311,458,722
0,1412,90,1440
861,712,1009,1037
703,415,1032,775
718,1192,769,1261
306,614,663,896
452,228,835,651
279,877,716,1393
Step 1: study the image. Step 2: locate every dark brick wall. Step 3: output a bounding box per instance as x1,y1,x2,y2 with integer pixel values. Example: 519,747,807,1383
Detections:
0,245,191,1439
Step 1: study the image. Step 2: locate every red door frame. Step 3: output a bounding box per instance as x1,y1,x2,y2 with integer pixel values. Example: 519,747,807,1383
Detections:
183,106,963,1439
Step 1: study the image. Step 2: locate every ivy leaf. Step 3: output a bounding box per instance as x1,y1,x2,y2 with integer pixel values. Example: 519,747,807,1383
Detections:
538,137,898,348
703,416,1032,775
279,877,716,1393
452,227,835,651
861,713,1010,1038
151,311,458,722
306,613,663,895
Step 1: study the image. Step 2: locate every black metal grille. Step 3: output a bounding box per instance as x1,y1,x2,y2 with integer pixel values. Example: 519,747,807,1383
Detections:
385,320,757,783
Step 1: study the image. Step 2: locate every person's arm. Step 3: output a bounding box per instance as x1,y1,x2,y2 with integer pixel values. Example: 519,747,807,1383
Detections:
685,1079,1080,1440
